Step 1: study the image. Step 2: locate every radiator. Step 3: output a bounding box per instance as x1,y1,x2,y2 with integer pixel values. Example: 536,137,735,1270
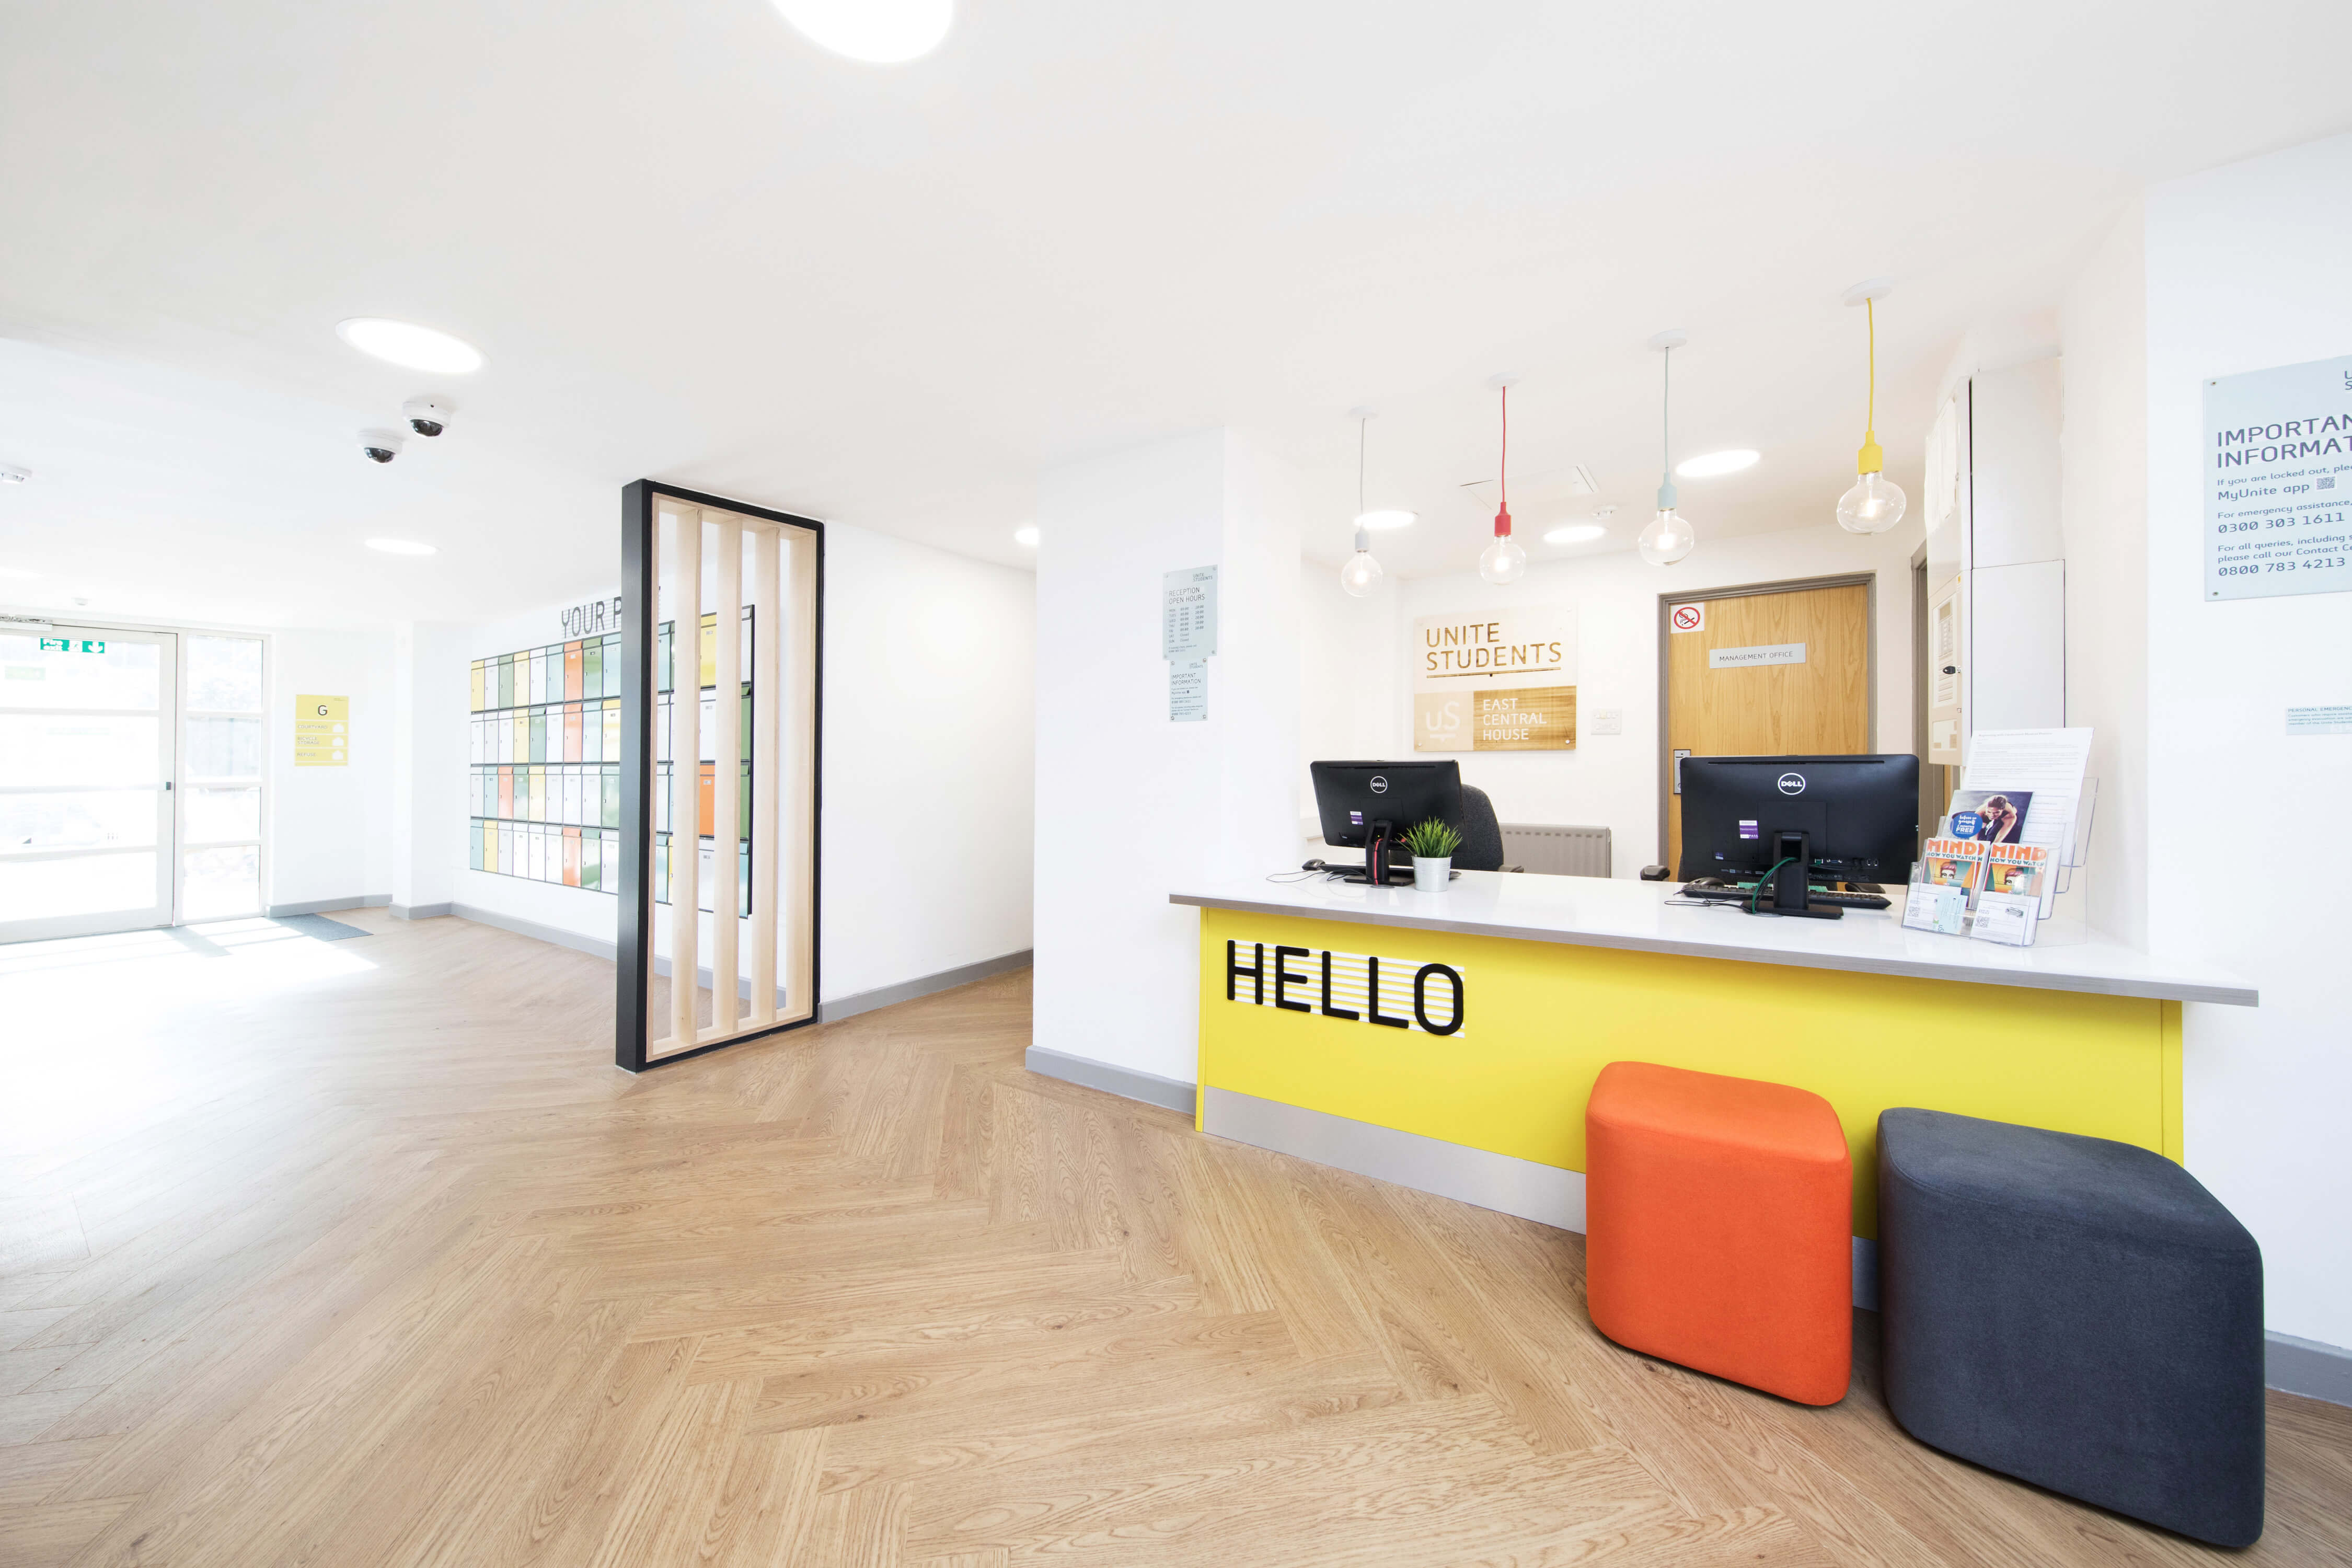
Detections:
1498,823,1612,879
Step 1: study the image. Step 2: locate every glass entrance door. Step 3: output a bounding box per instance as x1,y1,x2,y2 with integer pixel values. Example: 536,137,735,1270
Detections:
0,626,178,942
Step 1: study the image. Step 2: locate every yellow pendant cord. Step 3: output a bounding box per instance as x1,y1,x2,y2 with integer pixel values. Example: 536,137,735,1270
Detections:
1857,297,1885,476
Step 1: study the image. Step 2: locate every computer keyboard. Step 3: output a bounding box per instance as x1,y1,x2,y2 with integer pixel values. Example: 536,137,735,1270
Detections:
1679,883,1892,910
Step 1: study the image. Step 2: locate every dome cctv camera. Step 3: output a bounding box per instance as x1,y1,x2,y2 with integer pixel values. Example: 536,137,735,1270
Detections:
402,397,453,438
360,428,405,464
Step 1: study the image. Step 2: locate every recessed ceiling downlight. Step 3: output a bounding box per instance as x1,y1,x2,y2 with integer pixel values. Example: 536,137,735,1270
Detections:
1013,525,1040,547
336,318,485,375
770,0,953,62
1675,448,1760,479
1543,523,1608,546
366,538,439,556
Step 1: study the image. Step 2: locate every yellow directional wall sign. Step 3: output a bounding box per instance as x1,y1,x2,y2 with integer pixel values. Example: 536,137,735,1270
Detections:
294,694,350,767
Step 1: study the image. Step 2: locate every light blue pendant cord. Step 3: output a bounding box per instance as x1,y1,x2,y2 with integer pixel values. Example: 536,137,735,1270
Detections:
1657,344,1678,511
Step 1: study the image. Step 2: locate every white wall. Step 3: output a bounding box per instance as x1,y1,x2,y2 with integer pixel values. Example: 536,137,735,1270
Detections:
2140,134,2352,1349
1299,522,1920,874
1033,430,1304,1086
820,523,1034,1000
2057,203,2150,947
266,628,398,908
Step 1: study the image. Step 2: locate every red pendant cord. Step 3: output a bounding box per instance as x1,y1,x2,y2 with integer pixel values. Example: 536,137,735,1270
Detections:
1494,385,1512,538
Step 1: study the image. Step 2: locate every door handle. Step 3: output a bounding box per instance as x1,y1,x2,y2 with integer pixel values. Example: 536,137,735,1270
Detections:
1941,665,1956,675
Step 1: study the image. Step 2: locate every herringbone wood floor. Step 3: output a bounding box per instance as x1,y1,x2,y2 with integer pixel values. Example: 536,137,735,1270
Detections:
2,911,2346,1567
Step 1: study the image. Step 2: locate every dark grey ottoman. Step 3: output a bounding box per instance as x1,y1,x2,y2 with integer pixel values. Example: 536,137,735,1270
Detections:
1877,1109,2264,1547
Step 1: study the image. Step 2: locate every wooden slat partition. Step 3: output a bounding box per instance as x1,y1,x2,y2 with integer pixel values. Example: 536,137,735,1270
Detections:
747,524,780,1029
618,481,821,1073
709,515,742,1039
666,504,701,1052
782,525,819,1023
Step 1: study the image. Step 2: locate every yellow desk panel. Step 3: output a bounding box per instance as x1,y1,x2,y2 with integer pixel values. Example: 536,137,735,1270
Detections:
1197,909,2180,1238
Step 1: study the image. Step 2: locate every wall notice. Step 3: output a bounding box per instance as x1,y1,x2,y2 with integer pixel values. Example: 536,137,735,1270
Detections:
294,694,349,766
1412,605,1577,752
2204,353,2352,601
1162,567,1217,659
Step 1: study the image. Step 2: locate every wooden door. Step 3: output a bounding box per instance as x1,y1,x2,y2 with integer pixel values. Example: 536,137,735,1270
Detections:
1664,582,1871,872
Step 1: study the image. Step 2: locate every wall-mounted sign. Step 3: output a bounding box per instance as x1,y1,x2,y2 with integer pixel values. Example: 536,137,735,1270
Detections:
560,595,625,640
1708,642,1807,670
1669,602,1705,633
2204,353,2352,601
1169,658,1206,722
1412,605,1577,752
2286,705,2352,736
294,694,349,767
1224,939,1464,1036
1162,566,1218,659
38,637,105,654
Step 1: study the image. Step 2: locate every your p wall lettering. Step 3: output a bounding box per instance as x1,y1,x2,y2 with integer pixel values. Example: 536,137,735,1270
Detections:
1226,940,1466,1036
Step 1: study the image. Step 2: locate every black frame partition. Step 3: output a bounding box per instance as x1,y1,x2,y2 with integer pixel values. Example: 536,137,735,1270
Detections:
617,479,824,1072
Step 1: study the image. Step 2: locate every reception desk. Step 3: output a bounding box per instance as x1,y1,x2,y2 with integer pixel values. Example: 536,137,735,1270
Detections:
1171,873,2255,1270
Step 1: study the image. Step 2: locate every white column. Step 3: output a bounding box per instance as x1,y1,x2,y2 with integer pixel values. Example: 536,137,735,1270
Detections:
1032,429,1303,1087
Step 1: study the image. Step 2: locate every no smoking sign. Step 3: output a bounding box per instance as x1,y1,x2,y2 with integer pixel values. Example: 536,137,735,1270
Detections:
1670,603,1706,633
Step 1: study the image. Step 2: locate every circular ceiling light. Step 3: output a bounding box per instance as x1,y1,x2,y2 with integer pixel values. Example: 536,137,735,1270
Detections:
366,538,439,556
1352,509,1416,532
1543,523,1608,546
1013,525,1039,547
336,318,485,375
1675,448,1760,479
770,0,953,62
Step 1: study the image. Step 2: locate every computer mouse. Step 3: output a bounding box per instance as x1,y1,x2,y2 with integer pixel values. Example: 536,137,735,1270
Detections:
1301,858,1327,871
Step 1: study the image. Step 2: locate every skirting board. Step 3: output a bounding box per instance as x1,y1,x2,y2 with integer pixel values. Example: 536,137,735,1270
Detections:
428,904,1031,1028
2268,1332,2352,1409
827,950,1033,1022
1203,1087,1889,1309
1024,1047,1198,1115
269,894,392,917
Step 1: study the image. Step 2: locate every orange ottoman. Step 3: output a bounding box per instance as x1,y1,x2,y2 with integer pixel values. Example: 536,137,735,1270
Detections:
1585,1060,1852,1404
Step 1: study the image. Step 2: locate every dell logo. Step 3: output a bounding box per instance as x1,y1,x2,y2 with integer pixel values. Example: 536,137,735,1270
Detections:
1369,775,1389,794
1777,772,1806,795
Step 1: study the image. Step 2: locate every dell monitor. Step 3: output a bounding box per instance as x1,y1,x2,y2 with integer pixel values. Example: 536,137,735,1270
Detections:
1678,754,1920,917
1310,760,1465,885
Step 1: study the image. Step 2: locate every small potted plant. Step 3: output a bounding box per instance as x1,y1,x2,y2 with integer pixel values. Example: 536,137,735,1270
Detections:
1402,817,1462,892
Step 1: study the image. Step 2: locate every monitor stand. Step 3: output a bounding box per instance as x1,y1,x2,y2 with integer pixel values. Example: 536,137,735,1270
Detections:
1342,822,1405,885
1753,829,1842,919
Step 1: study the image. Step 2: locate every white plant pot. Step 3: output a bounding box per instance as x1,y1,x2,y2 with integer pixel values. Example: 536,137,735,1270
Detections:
1412,856,1451,892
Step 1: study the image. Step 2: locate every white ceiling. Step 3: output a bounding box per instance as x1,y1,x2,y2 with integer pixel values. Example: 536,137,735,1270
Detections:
3,0,2349,624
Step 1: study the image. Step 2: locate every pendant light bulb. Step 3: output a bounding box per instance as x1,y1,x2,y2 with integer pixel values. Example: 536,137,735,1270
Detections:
1340,525,1384,597
1478,377,1526,584
1837,470,1907,534
1837,292,1909,535
1478,532,1527,585
1638,498,1699,565
1641,331,1698,566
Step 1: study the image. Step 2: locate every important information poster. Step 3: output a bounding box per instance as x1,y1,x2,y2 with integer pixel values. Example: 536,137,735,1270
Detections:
2204,353,2352,601
1412,605,1577,752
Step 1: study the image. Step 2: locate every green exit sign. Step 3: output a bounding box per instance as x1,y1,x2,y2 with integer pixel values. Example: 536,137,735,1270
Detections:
37,637,105,654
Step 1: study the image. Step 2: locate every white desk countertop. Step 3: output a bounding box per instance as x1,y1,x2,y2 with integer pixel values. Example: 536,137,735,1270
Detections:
1169,872,2257,1008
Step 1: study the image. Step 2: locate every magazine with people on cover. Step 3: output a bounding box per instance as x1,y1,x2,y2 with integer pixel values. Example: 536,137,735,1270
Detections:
1944,790,2032,844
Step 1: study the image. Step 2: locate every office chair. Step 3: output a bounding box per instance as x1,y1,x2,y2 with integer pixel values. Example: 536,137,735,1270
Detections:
1455,786,1521,872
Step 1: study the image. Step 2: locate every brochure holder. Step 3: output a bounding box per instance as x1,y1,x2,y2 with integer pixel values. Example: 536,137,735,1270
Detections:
2031,776,2097,948
1899,777,2099,949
